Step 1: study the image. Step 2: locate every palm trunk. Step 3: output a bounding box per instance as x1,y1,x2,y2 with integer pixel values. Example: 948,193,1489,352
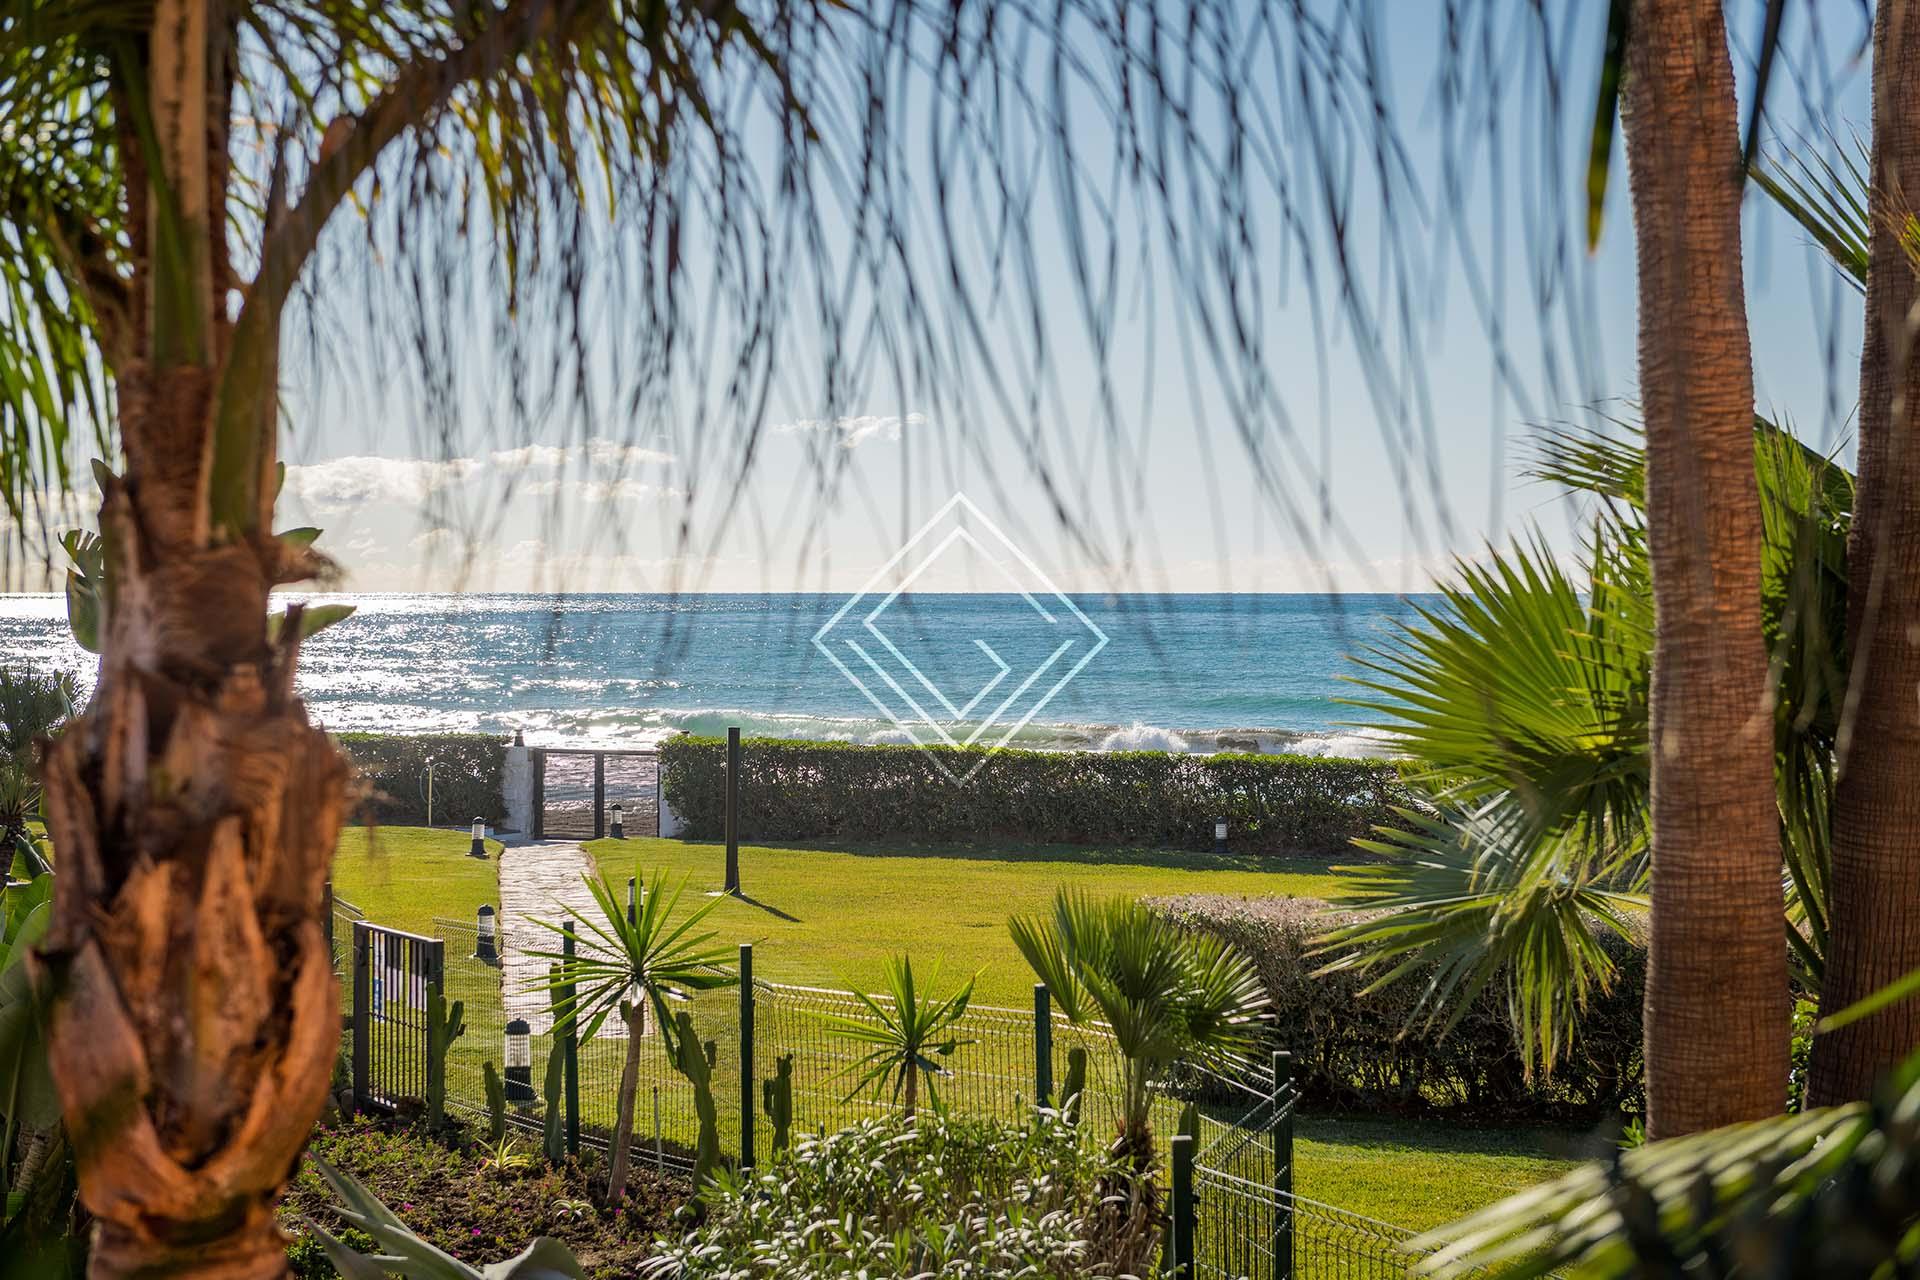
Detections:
1810,0,1920,1108
1620,0,1789,1137
31,6,348,1277
607,1007,644,1206
903,1061,918,1121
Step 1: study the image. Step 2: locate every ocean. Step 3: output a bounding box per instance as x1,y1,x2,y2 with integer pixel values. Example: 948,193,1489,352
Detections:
0,593,1431,756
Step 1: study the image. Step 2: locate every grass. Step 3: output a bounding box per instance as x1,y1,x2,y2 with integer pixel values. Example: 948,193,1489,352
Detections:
580,835,1367,1005
331,824,504,934
336,827,1578,1234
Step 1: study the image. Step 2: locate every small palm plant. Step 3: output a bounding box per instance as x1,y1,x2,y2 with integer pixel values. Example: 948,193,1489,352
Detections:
533,869,735,1206
1010,891,1269,1171
816,955,976,1120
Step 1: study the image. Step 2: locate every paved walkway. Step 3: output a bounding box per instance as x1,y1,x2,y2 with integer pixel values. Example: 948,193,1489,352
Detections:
498,839,626,1036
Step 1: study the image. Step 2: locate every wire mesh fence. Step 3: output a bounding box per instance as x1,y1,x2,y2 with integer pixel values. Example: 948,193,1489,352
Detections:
340,899,1488,1276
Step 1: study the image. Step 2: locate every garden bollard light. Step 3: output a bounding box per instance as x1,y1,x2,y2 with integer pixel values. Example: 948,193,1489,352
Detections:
504,1019,534,1102
475,904,498,964
610,802,625,839
1214,820,1228,855
469,817,488,858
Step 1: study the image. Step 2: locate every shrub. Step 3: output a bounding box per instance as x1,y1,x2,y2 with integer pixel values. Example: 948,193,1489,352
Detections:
337,732,507,826
659,736,1409,855
1148,894,1646,1123
645,1111,1153,1278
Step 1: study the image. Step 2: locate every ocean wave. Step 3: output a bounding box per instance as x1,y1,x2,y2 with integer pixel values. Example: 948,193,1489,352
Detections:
483,705,1396,758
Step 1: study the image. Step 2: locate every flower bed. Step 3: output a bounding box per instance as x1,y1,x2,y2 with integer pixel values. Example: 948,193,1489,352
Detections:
282,1116,684,1279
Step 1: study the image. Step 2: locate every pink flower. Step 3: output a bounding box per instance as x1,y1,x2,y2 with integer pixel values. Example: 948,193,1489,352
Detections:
471,1228,482,1237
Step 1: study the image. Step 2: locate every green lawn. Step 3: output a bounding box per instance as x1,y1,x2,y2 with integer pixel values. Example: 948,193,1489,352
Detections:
335,827,1578,1234
331,824,504,934
581,836,1364,1005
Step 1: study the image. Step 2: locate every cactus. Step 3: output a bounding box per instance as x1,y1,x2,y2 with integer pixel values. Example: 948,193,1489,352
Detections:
762,1053,794,1155
482,1060,508,1143
424,981,466,1132
1061,1045,1088,1127
669,1010,721,1187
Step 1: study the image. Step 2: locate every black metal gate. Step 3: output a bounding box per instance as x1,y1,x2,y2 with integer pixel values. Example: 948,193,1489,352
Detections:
351,921,443,1114
532,748,659,839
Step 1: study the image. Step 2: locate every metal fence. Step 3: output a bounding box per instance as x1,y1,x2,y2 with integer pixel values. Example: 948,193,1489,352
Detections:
531,748,660,840
341,906,1449,1277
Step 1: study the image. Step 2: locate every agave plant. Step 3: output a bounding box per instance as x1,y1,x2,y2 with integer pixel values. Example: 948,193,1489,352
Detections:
1320,417,1851,1077
1009,890,1268,1171
815,955,976,1121
531,870,735,1207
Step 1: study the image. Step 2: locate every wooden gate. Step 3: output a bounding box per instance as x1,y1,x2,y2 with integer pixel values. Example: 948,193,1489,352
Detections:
532,748,659,839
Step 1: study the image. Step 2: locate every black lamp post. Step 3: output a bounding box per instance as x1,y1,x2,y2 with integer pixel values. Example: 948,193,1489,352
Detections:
469,817,488,858
610,802,625,840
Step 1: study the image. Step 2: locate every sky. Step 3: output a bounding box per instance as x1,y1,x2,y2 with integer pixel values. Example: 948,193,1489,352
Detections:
20,3,1879,596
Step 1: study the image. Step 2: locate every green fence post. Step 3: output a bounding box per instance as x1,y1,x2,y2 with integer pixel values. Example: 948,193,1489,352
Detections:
739,943,755,1168
424,939,447,1128
1033,983,1052,1109
323,879,334,964
1274,1049,1295,1280
1171,1132,1195,1277
562,921,580,1156
351,921,370,1116
724,727,741,893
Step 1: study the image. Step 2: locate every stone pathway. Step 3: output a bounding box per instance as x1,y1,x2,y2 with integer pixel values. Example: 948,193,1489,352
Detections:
498,840,626,1036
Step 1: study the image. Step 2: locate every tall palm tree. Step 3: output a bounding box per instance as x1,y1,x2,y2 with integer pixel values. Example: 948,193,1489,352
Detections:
3,7,1402,1274
1812,0,1920,1108
1009,890,1267,1172
1615,0,1789,1138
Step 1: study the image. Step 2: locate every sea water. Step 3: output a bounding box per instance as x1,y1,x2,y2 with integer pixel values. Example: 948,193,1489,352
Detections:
0,593,1431,756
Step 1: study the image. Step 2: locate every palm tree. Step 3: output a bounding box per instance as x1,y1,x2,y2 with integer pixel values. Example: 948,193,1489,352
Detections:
1009,890,1267,1172
1811,0,1920,1109
0,4,1410,1274
533,869,734,1207
815,954,975,1121
1613,0,1790,1138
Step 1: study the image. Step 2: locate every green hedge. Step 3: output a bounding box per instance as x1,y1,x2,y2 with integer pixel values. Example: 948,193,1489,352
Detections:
1150,894,1646,1123
659,736,1409,854
335,732,508,827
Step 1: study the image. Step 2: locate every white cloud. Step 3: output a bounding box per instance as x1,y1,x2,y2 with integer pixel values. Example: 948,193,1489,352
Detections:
284,456,481,512
490,439,675,473
522,477,682,505
773,412,925,449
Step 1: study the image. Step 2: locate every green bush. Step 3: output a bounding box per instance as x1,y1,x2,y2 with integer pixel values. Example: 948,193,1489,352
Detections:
336,733,507,827
659,736,1408,854
1149,894,1646,1123
648,1110,1153,1278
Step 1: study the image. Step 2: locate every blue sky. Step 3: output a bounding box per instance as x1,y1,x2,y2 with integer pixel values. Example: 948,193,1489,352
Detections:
251,2,1871,596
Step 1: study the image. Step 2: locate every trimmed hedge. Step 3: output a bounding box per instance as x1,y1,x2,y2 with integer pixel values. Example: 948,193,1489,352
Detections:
658,736,1409,854
336,732,508,827
1150,894,1646,1123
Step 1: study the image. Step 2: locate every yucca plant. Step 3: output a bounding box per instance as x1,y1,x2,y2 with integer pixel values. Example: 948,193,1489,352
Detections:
1009,890,1268,1171
815,955,976,1121
531,870,735,1207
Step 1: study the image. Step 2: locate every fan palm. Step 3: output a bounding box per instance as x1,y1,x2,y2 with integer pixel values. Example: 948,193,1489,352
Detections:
815,955,975,1121
1322,417,1852,1083
531,869,735,1207
1009,890,1268,1172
